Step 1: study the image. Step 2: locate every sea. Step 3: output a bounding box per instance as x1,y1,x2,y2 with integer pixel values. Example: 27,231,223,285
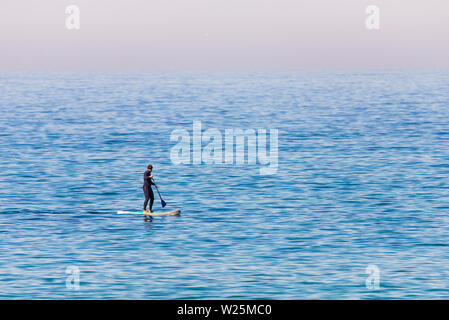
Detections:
1,71,449,299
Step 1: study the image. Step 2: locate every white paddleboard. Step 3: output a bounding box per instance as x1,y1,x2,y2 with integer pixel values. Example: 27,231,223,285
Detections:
117,209,181,216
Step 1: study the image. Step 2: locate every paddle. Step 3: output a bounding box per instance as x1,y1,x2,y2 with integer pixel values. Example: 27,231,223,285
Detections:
151,178,167,208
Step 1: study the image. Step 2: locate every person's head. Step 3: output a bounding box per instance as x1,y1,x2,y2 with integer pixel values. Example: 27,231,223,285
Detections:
147,164,153,172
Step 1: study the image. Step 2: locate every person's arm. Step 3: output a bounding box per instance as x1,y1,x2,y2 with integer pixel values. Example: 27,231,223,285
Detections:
144,172,153,184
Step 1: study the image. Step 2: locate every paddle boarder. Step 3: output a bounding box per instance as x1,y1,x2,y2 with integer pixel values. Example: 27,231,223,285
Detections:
143,164,157,214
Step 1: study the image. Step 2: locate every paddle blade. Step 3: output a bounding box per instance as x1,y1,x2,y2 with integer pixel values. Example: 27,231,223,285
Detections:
161,200,167,208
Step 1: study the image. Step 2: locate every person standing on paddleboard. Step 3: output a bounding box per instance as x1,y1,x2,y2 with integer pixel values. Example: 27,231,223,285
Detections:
143,164,157,214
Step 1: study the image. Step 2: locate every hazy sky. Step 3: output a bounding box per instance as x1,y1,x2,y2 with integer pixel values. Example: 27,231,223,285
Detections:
1,0,448,70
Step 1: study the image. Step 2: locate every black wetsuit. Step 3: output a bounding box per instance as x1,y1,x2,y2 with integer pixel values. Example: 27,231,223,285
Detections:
143,171,155,211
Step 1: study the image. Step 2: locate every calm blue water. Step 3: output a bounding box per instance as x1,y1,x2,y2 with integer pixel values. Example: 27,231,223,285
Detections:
1,72,449,299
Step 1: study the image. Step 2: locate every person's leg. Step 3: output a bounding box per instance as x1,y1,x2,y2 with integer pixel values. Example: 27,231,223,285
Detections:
149,188,154,212
143,186,150,212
